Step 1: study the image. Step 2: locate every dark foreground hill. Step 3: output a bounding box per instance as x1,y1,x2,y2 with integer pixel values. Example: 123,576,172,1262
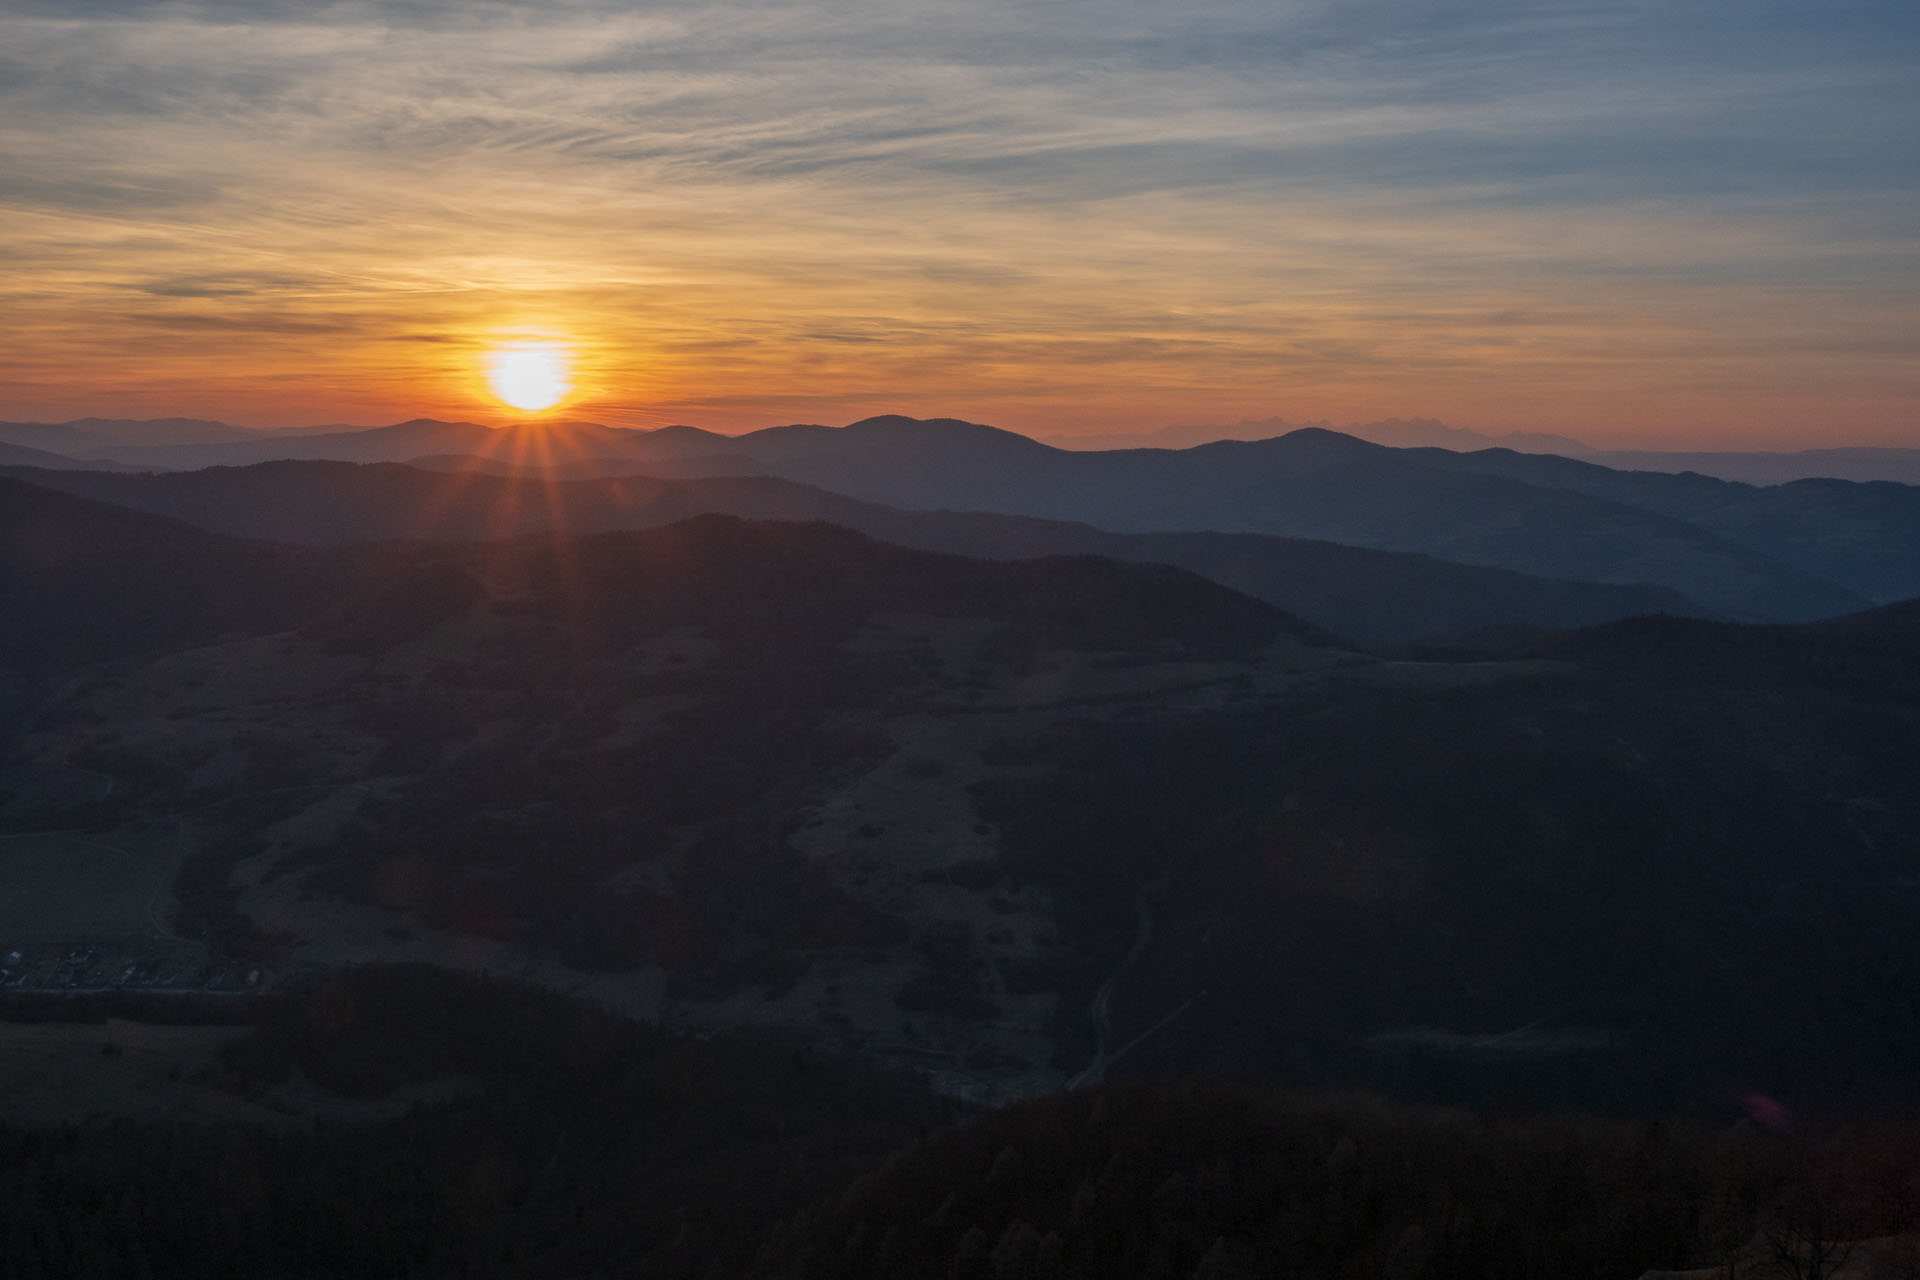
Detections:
743,1080,1920,1280
5,480,1920,1119
3,460,1707,650
0,965,949,1280
10,965,1919,1280
963,604,1920,1115
0,478,318,673
0,472,1300,661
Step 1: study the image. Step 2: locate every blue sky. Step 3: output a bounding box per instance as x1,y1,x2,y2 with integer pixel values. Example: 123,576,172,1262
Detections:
2,0,1915,444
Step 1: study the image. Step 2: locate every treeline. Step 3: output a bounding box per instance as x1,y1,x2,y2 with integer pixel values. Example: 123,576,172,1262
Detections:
6,964,1920,1278
0,964,949,1280
0,987,274,1026
748,1082,1920,1280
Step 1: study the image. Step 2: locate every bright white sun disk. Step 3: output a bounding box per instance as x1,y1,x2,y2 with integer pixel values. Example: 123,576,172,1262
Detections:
487,346,570,411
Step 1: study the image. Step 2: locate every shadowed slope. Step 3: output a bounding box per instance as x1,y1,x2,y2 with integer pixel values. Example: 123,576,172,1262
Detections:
0,439,148,473
14,414,1903,620
0,478,316,672
748,426,1866,622
3,461,1707,649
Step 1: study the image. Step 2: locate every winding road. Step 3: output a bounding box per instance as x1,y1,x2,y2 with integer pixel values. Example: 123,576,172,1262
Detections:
1070,869,1189,1090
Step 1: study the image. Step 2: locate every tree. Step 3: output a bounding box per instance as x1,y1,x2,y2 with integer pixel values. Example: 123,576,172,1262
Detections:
1764,1196,1853,1280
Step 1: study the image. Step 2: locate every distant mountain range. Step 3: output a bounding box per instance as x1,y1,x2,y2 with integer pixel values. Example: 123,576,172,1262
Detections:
1,460,1708,650
5,412,1916,624
0,477,1300,671
1584,446,1920,487
1050,416,1595,455
9,411,1920,483
0,416,358,458
0,437,144,473
702,419,1892,618
1048,417,1920,485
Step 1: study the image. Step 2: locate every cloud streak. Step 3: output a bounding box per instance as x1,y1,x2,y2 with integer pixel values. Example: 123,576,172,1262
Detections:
1,0,1915,445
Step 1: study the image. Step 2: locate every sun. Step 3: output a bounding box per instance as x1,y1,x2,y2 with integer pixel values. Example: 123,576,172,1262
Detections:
486,344,571,412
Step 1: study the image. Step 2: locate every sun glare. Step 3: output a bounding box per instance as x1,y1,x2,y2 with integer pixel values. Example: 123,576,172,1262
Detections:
487,344,571,412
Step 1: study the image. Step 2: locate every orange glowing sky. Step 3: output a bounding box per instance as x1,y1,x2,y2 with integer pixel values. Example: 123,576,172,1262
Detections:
2,1,1916,449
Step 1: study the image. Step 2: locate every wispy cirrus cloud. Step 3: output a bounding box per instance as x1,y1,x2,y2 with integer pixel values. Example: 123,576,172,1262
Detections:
1,0,1915,444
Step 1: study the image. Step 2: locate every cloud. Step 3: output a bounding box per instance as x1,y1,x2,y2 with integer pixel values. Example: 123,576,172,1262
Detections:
1,0,1915,443
126,272,320,297
122,311,365,333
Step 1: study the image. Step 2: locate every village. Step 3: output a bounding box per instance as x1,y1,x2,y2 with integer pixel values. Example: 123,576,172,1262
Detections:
0,937,270,1000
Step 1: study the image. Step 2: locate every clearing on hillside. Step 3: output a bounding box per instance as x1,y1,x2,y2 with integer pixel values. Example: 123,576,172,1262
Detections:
0,829,180,943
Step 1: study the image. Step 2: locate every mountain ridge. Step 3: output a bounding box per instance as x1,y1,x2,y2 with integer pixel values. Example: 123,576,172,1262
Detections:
5,412,1911,616
0,459,1714,650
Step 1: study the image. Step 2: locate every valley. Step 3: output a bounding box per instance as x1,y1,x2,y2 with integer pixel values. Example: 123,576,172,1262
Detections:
3,416,1918,1277
3,539,1350,1105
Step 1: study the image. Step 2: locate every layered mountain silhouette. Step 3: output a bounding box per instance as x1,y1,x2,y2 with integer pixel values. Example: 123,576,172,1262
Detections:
1589,445,1920,486
0,476,1315,675
0,416,657,470
1050,415,1595,454
1061,417,1920,484
0,416,259,461
2,460,1708,650
724,420,1890,619
9,413,1903,622
0,438,142,472
1390,443,1920,603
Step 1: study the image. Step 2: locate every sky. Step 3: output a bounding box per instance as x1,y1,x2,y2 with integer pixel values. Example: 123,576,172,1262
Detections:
2,0,1916,448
